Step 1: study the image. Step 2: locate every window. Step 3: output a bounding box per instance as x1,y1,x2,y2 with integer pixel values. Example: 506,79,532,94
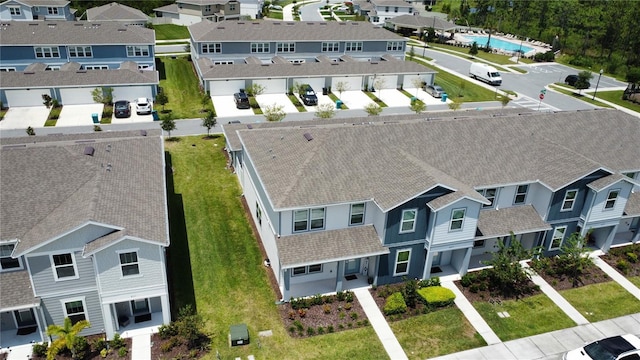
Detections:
473,240,485,248
384,6,389,11
204,5,211,12
322,42,339,52
289,59,305,64
51,253,77,280
34,46,60,58
1,243,21,271
393,249,411,276
45,66,60,71
293,208,325,232
549,226,566,250
449,208,466,231
387,41,403,51
229,3,236,10
213,60,233,65
350,203,365,225
84,65,109,70
623,172,637,179
0,68,16,72
63,299,87,324
561,189,578,211
276,42,295,53
119,251,139,276
69,46,92,58
345,42,363,52
478,188,497,208
604,189,619,209
394,6,398,12
48,7,59,15
131,299,149,314
126,45,149,57
399,209,417,233
292,264,322,276
202,43,221,53
9,6,21,15
514,184,529,204
251,42,269,53
409,7,413,13
256,202,262,225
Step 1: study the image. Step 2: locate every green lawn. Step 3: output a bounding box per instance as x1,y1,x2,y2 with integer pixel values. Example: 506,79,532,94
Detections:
153,24,190,40
473,294,575,341
590,90,640,113
158,57,213,119
548,85,612,108
560,281,640,322
629,277,640,288
390,307,486,359
165,136,387,359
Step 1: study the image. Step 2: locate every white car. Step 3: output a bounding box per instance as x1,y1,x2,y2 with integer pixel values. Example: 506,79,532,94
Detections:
563,334,640,360
135,98,152,115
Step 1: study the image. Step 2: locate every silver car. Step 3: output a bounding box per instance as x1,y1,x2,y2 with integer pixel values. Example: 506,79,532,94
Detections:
135,97,152,115
424,84,445,98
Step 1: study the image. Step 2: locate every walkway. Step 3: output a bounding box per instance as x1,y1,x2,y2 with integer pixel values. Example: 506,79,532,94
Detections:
131,333,151,359
593,256,640,301
353,288,408,360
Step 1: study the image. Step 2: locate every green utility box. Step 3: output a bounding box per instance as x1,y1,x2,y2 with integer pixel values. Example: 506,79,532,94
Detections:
230,323,249,346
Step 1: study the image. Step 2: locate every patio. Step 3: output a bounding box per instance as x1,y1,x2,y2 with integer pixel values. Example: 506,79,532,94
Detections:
118,311,164,338
288,274,370,300
0,327,41,349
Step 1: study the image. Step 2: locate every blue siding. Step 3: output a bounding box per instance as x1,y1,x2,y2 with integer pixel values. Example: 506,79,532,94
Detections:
376,243,425,285
542,221,579,256
547,170,610,222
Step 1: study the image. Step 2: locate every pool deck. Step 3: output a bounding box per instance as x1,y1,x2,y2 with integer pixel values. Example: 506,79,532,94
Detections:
447,31,551,57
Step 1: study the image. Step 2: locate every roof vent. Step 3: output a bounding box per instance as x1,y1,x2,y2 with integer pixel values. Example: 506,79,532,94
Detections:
303,132,313,141
24,71,35,75
106,163,112,172
84,146,95,156
106,144,112,152
217,26,225,29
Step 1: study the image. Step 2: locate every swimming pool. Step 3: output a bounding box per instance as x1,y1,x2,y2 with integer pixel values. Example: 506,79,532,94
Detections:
462,35,534,53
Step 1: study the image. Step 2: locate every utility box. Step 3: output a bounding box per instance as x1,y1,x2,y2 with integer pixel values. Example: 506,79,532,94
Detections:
230,324,249,346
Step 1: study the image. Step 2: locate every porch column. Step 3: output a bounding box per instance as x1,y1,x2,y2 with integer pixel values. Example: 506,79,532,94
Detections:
111,303,119,331
459,247,473,276
373,256,380,286
161,294,171,325
602,224,619,253
37,306,48,343
335,261,344,293
102,303,115,339
282,269,290,301
422,250,434,280
33,306,45,343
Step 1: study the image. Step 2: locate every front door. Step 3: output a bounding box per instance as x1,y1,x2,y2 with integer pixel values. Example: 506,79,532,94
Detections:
344,259,360,275
131,299,150,315
14,309,36,328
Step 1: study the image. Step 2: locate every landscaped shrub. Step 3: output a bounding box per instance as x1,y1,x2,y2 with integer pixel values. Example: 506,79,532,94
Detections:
160,337,180,352
417,286,456,307
336,290,346,301
460,273,475,287
327,325,334,333
617,259,630,274
117,347,127,357
322,304,331,314
383,292,407,315
344,290,354,303
111,333,125,349
627,252,638,263
312,294,323,306
158,323,177,339
32,342,48,357
343,302,352,311
71,336,89,359
403,278,418,308
418,277,440,288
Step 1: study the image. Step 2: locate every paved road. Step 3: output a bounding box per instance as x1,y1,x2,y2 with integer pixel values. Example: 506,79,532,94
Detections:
299,0,342,21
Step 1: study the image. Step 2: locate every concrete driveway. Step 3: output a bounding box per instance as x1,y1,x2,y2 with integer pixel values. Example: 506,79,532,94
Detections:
111,110,154,124
301,94,335,112
212,96,254,118
56,104,104,127
405,88,450,105
376,89,412,108
0,106,50,130
337,91,375,109
255,94,298,114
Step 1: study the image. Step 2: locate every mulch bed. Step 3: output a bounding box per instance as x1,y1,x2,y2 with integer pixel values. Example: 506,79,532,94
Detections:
31,334,132,360
532,258,611,291
150,334,209,360
369,283,433,320
601,243,640,277
454,278,541,304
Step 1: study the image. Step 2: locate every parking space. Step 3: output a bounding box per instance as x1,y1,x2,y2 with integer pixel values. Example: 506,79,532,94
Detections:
0,106,50,130
337,91,375,109
301,94,334,112
405,88,450,105
56,104,104,127
376,89,412,108
212,96,254,118
255,94,298,113
111,111,154,124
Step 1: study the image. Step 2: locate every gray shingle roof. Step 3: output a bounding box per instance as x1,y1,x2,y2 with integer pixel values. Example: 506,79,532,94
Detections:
476,205,551,240
179,0,232,5
236,110,640,211
153,3,179,14
0,270,40,310
277,225,388,267
3,0,69,6
0,131,168,256
624,192,640,217
189,20,406,42
0,21,154,45
587,173,631,192
385,15,458,31
0,65,158,88
86,2,149,22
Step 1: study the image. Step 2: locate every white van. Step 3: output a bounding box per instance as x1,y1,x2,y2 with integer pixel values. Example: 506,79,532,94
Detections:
469,63,502,86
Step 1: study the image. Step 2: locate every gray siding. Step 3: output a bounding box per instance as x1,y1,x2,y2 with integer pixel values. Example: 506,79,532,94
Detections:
587,182,632,223
28,252,97,297
41,291,104,336
383,188,449,245
34,224,115,253
0,311,16,330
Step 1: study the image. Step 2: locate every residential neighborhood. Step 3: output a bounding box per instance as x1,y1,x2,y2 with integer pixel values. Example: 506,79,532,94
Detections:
1,0,639,359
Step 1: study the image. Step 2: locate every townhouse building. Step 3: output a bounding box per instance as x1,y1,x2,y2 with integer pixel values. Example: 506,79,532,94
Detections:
85,2,150,26
0,131,171,348
153,0,241,26
222,109,640,300
0,0,75,21
354,0,415,25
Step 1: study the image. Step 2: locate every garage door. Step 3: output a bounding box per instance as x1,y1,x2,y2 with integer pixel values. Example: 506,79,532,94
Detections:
253,79,286,94
369,75,397,90
60,88,95,105
402,74,432,89
210,80,246,96
293,78,326,93
331,77,362,91
5,89,51,107
112,86,153,102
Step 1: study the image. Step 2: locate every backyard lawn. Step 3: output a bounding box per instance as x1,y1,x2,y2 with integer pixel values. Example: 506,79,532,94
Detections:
560,281,640,322
153,24,190,40
165,136,388,359
157,57,214,119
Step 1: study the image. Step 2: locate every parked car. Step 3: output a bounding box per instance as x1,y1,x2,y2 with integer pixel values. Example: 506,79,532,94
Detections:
114,100,131,118
424,84,445,98
299,86,318,106
234,92,250,109
563,334,640,360
135,97,152,115
565,75,579,86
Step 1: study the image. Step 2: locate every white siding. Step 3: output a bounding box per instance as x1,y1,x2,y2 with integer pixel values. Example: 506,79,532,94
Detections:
253,79,287,94
60,88,95,105
210,79,245,96
369,75,397,89
371,204,386,240
293,78,325,92
331,77,363,91
402,74,427,90
5,89,52,107
529,183,552,220
587,182,632,223
112,86,153,102
431,199,480,244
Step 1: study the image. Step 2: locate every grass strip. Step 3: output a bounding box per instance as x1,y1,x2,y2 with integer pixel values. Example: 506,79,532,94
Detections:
153,24,190,40
560,281,640,322
548,85,612,108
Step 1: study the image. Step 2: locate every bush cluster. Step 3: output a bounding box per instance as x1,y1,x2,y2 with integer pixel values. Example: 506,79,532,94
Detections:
383,292,407,315
417,286,456,307
158,305,208,353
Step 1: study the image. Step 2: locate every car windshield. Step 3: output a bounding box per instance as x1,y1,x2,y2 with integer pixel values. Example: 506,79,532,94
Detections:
115,103,128,109
434,86,443,91
137,100,148,106
490,72,500,77
305,90,316,96
584,336,634,360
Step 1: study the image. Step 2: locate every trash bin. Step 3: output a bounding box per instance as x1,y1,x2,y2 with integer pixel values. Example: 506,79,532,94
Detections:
411,97,417,103
322,87,328,95
336,100,343,109
441,93,448,102
152,110,159,121
91,113,99,124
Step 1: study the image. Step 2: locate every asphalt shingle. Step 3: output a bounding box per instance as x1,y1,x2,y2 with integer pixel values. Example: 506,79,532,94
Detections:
0,21,155,45
86,2,149,22
0,270,40,309
476,205,551,239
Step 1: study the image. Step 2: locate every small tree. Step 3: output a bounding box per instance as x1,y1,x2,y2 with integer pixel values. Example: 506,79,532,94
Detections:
409,100,427,113
448,98,461,111
411,77,424,97
499,95,511,112
575,71,593,95
556,232,595,287
46,317,91,360
468,42,479,57
91,87,113,105
26,126,36,136
42,94,53,108
155,91,169,111
160,117,177,137
247,83,265,97
333,81,349,99
373,77,386,94
263,103,286,122
407,46,415,61
482,233,537,298
200,92,211,112
315,102,336,119
364,102,383,116
201,110,217,137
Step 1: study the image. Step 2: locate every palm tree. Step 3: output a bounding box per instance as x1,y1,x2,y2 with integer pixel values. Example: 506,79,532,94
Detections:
46,317,91,360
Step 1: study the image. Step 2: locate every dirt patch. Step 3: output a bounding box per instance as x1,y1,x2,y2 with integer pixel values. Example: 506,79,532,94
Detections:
532,259,610,291
601,243,640,277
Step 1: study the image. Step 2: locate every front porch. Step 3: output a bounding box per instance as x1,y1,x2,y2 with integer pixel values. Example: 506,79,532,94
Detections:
287,274,370,299
103,294,170,339
0,326,41,349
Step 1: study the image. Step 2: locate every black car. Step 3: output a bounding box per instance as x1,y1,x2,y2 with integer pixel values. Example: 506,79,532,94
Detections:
114,100,131,118
234,92,250,109
564,75,578,86
299,86,318,106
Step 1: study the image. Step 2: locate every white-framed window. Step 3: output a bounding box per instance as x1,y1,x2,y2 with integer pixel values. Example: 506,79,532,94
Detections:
229,3,236,10
138,64,152,70
51,253,78,280
549,226,567,250
0,243,21,271
384,6,389,11
69,46,92,58
131,298,149,314
119,251,140,277
8,6,21,16
350,203,365,225
289,59,305,64
62,298,87,325
386,41,403,51
84,65,109,70
449,208,466,231
561,189,578,211
322,42,340,52
47,7,59,15
126,45,150,57
399,209,417,233
393,248,411,276
34,46,60,58
292,263,322,276
213,60,233,65
256,202,262,226
0,67,16,72
409,7,413,13
45,66,60,71
477,188,497,208
623,172,637,179
202,43,221,53
276,42,295,52
514,184,529,204
251,42,269,53
293,208,325,232
604,189,619,210
204,5,211,12
345,42,363,52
